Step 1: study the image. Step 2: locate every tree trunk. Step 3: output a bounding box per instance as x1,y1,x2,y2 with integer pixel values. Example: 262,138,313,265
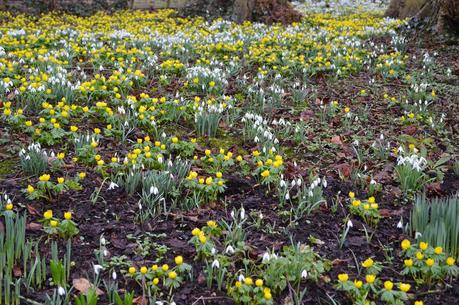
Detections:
385,0,459,33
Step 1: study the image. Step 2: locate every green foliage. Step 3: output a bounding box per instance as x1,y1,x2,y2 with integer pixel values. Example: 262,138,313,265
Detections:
409,194,459,259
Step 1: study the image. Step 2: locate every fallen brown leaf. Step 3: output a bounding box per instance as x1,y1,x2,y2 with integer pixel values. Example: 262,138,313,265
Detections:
331,135,343,145
72,278,104,296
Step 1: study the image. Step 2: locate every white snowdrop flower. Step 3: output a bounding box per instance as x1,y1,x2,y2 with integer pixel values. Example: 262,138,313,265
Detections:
285,192,290,200
297,178,302,186
238,274,245,282
291,180,296,187
347,220,353,228
240,207,245,219
58,286,66,296
170,302,176,305
225,245,235,254
322,178,327,188
370,179,376,185
211,248,216,255
259,213,263,220
280,180,286,187
93,264,103,275
103,249,109,257
150,186,159,195
138,202,142,210
262,252,271,263
397,218,403,229
301,270,308,279
112,271,117,280
308,190,313,197
212,260,220,269
155,302,164,305
100,237,106,245
415,232,422,239
108,182,119,190
231,210,235,219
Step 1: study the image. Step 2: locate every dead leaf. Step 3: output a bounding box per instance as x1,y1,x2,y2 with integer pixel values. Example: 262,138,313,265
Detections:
26,204,39,216
426,182,442,195
330,136,342,145
13,265,22,277
403,125,417,135
133,296,148,305
334,163,352,177
72,278,104,296
26,222,42,231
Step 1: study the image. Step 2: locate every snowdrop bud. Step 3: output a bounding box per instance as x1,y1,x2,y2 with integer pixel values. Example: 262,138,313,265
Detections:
240,207,245,219
58,286,66,296
301,270,308,279
100,237,106,245
211,248,216,255
231,210,235,219
397,218,403,229
112,271,117,280
347,220,353,228
285,192,290,200
322,178,327,188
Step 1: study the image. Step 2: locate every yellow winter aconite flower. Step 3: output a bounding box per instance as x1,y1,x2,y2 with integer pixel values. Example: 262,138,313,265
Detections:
414,301,423,305
207,220,217,228
57,177,65,184
128,267,136,274
354,280,363,288
44,210,53,219
39,174,51,182
5,203,13,210
404,259,413,267
255,279,263,287
50,220,58,227
191,228,201,236
365,274,376,284
140,266,148,274
348,191,355,199
419,242,428,250
27,185,35,193
362,258,374,268
261,170,270,177
425,258,434,267
399,283,411,292
401,239,411,250
434,246,443,254
175,256,183,265
64,212,72,220
446,257,455,266
168,271,177,279
338,273,348,282
244,277,253,286
162,264,169,271
152,278,159,285
384,281,393,290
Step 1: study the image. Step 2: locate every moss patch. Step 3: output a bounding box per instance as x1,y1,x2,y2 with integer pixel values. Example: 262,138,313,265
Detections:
0,159,16,176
